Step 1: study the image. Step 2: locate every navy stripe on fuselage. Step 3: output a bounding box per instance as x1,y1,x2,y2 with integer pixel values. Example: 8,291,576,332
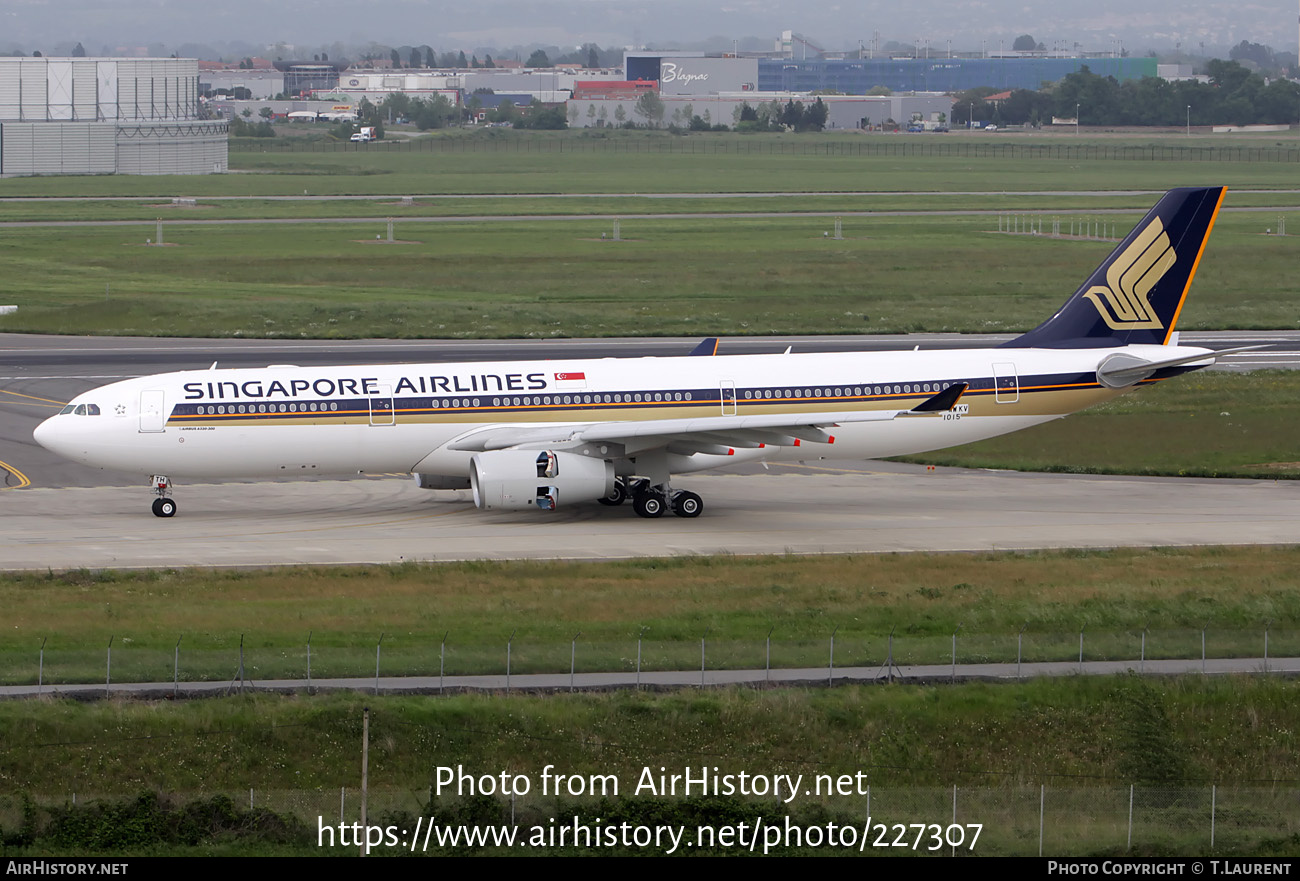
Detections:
163,369,1156,425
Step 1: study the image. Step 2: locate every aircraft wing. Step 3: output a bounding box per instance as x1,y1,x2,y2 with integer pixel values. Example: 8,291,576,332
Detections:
448,383,968,456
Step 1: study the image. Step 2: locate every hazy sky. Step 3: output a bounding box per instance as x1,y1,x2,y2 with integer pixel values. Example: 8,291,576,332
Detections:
1,0,1294,57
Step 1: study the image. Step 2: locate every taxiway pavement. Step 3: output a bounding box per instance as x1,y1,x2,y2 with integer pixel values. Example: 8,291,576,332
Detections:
2,461,1296,571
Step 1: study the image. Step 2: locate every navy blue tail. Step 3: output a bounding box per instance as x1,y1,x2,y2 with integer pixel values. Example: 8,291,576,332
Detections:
1001,187,1226,349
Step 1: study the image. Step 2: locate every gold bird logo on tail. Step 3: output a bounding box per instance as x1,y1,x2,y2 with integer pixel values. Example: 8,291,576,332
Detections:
1083,217,1177,330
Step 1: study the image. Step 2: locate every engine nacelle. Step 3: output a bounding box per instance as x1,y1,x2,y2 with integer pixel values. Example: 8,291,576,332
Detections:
470,450,614,511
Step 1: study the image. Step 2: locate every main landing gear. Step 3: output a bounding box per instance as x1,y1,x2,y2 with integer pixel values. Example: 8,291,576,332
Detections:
150,475,177,518
604,478,704,519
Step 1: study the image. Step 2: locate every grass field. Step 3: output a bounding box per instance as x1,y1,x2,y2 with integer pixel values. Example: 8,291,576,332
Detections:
2,678,1299,797
899,369,1300,479
0,131,1296,339
1,129,1296,196
0,209,1295,338
4,547,1298,685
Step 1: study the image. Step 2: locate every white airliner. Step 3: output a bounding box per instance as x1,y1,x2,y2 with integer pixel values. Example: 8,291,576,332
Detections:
35,187,1244,520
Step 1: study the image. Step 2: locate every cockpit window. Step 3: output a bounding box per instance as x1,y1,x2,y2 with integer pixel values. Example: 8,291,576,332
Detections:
60,404,75,415
65,403,101,416
86,404,100,415
74,404,87,415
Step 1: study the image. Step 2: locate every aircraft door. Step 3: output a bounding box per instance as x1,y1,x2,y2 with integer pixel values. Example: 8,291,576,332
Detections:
720,380,737,416
992,362,1020,404
139,389,166,432
369,384,395,425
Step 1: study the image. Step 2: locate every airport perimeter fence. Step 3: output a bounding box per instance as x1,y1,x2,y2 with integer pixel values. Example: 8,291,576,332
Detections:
227,136,1300,164
7,625,1298,690
1,785,1297,855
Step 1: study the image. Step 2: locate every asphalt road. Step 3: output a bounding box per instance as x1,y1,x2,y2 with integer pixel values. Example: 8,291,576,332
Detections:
4,654,1295,700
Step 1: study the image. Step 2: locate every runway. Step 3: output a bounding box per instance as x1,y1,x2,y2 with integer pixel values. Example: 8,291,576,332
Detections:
2,460,1296,571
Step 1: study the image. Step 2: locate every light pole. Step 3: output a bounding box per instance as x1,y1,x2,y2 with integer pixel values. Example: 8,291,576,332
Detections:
1186,104,1191,136
1076,103,1080,136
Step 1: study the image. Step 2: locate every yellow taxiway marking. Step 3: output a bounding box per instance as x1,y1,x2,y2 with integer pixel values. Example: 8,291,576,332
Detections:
0,459,32,490
0,389,67,406
775,461,888,476
0,399,63,409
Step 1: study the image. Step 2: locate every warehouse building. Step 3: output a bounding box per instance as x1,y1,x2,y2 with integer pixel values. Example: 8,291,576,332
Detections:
758,55,1157,93
0,57,227,176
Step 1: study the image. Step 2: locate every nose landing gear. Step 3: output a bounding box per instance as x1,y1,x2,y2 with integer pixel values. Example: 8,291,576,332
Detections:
150,475,177,518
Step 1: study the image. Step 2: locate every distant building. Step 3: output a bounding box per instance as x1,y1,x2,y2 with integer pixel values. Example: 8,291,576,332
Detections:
0,57,227,176
275,61,347,97
757,56,1157,93
572,80,658,100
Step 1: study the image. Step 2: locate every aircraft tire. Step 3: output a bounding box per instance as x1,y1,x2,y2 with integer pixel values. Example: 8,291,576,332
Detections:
633,492,665,518
152,498,177,518
672,491,703,518
597,480,628,506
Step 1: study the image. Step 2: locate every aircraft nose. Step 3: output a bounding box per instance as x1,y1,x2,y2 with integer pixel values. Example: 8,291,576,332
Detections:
33,415,69,455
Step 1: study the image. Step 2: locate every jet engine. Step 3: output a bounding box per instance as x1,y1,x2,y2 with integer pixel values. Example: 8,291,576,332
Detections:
470,449,614,511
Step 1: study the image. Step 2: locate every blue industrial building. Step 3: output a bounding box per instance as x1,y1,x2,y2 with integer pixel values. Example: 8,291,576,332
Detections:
757,56,1156,94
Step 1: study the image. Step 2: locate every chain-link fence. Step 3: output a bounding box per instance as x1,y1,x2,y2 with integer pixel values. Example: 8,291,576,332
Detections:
5,626,1295,690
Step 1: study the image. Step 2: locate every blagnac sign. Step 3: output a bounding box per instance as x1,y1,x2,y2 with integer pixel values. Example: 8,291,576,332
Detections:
660,62,709,86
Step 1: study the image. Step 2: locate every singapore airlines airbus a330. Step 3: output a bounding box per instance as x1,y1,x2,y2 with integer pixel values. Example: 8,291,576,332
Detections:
36,187,1244,520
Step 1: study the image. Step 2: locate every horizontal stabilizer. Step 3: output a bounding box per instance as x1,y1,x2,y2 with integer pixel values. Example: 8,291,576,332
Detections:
1096,346,1265,388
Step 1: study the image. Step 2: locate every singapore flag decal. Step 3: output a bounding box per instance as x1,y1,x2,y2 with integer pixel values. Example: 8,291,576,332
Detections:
554,371,587,390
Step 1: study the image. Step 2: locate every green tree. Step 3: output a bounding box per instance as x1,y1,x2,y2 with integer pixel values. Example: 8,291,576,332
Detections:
389,48,401,68
408,47,421,68
1229,40,1274,68
71,42,86,57
1206,59,1252,94
258,106,273,120
517,99,567,129
410,94,457,129
1012,34,1037,52
458,51,468,68
634,91,665,128
526,49,551,68
587,44,599,68
484,54,495,68
379,91,412,122
779,99,804,129
489,100,518,124
804,97,828,131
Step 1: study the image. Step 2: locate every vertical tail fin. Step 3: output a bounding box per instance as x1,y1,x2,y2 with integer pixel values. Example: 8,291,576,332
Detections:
1001,186,1226,349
